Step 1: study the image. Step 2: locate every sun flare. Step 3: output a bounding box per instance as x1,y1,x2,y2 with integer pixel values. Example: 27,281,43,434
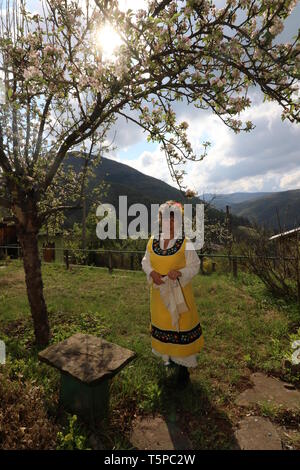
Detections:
96,24,123,61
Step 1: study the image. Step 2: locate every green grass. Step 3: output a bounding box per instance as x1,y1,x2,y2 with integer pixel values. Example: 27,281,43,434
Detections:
0,260,299,450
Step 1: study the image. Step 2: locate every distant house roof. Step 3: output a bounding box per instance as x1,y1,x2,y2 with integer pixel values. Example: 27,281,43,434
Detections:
269,227,300,241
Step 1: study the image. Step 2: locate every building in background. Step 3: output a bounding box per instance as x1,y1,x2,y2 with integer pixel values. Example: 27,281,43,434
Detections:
0,216,64,263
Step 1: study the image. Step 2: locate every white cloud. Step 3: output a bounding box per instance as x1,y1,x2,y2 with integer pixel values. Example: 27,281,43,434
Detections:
106,110,146,150
111,145,174,184
280,169,300,190
110,95,300,195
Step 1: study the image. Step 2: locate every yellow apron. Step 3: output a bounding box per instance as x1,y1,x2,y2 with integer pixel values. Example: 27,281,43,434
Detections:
147,236,204,358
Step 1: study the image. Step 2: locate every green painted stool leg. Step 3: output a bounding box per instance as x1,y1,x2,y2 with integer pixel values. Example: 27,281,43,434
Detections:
60,373,110,424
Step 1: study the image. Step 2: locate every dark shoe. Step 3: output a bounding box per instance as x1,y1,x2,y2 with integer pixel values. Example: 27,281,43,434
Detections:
169,358,179,368
164,360,178,381
176,365,190,389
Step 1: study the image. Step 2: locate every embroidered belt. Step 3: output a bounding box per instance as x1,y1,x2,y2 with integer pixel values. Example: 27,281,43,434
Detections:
151,323,202,345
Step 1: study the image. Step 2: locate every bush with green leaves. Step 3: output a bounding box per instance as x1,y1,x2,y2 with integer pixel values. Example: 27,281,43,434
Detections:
56,414,90,450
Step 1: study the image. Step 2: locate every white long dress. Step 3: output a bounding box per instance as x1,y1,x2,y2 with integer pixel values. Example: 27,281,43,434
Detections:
141,235,200,368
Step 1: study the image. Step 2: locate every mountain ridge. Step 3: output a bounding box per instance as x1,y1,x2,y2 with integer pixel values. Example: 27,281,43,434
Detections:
204,189,300,231
64,154,250,230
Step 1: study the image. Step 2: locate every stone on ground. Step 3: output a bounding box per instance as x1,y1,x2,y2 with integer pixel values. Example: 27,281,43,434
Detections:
130,415,192,450
235,372,300,410
235,416,282,450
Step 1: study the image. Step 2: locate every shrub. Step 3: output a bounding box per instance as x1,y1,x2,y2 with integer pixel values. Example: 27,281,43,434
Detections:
0,371,58,449
242,226,300,304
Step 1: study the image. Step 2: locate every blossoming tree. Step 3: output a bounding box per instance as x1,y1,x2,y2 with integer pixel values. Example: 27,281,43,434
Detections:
0,0,299,345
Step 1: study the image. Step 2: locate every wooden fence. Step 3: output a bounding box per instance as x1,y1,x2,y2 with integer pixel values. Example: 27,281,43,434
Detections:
0,244,297,278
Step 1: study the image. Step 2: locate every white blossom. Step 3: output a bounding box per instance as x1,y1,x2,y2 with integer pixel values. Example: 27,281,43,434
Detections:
270,17,284,36
24,66,43,80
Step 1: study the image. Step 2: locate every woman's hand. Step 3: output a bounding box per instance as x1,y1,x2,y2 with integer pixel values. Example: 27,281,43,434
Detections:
150,270,165,285
167,270,182,280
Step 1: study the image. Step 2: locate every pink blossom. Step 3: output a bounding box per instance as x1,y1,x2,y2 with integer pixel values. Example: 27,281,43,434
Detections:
24,66,42,80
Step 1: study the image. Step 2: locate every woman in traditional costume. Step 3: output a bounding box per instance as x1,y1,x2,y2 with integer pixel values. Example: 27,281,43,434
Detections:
142,200,204,388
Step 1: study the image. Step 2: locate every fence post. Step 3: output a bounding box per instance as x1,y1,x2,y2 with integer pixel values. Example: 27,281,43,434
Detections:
212,262,216,273
200,255,204,275
64,249,69,270
130,254,134,271
232,257,238,278
108,251,113,274
139,253,143,270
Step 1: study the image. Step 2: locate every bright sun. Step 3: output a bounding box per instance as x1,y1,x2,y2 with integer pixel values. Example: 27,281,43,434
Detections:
95,1,149,61
96,24,123,61
96,0,149,61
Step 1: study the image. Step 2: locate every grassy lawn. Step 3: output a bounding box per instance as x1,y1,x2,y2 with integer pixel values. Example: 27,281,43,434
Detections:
0,260,299,450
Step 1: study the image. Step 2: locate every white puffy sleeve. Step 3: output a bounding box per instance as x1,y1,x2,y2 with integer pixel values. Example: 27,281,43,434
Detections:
179,239,200,287
141,245,153,284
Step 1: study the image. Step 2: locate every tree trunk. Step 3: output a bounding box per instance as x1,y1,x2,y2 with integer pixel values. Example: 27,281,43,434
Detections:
18,229,50,347
82,196,86,250
82,196,87,265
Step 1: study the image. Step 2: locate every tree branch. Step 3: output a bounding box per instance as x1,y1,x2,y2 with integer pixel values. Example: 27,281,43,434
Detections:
0,148,12,173
42,92,106,192
152,0,173,17
38,203,83,224
31,94,53,167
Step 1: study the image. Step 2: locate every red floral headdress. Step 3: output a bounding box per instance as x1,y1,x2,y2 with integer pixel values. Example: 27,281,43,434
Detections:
160,200,184,214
